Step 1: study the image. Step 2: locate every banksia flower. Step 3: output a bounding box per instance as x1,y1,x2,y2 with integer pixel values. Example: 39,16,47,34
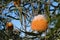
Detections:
31,15,48,32
14,0,21,6
6,22,13,30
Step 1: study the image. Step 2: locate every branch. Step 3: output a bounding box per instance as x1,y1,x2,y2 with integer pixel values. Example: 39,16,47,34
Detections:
15,26,40,36
7,15,19,20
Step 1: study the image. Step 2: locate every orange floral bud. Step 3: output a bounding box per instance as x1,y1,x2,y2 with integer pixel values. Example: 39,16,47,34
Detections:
31,15,48,32
14,2,17,5
6,22,13,30
14,0,21,6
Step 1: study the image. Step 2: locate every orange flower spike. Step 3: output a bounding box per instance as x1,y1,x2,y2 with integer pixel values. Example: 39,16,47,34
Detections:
6,22,13,30
14,1,17,6
14,0,21,6
31,15,48,32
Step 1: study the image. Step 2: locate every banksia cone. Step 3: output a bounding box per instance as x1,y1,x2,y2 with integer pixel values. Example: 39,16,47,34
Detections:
6,22,13,30
31,15,48,32
14,0,21,6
